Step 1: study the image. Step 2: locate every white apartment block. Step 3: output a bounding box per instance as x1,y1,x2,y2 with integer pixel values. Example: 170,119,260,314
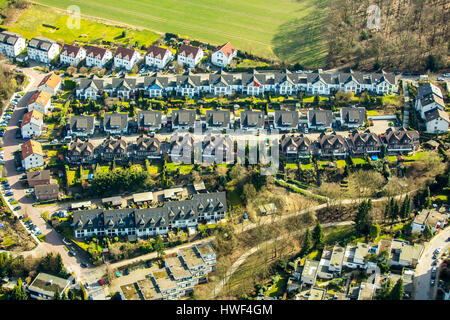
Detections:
27,37,60,64
0,31,26,57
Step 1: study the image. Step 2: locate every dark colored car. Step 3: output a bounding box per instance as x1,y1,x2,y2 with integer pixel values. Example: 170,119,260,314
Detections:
5,192,13,197
13,206,21,211
81,263,88,268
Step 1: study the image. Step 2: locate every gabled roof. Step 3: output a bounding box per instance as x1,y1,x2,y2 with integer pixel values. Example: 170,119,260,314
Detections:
21,110,43,128
21,139,44,159
138,110,162,127
27,91,51,107
308,109,333,127
341,107,366,126
86,46,110,59
104,113,128,131
240,110,264,128
28,37,57,51
424,108,450,123
39,73,62,90
27,170,50,183
274,110,299,127
206,110,230,127
115,46,138,60
146,45,170,59
0,31,23,46
69,138,95,154
61,44,84,57
214,42,236,58
70,115,95,132
178,44,202,58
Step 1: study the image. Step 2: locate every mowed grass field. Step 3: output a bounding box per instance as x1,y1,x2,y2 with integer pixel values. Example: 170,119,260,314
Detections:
7,5,160,48
29,0,328,67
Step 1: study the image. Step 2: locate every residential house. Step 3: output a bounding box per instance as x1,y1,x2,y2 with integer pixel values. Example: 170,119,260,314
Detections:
103,112,128,134
273,110,299,131
343,242,370,269
67,138,96,164
318,245,345,280
114,46,141,71
412,209,448,233
381,128,420,154
308,287,326,300
27,170,51,187
27,90,51,114
424,108,449,134
86,46,112,69
34,183,59,201
280,134,311,160
169,133,194,163
0,31,26,57
202,134,234,164
172,110,196,130
38,73,62,96
347,130,382,156
27,273,70,300
99,136,128,162
388,240,424,267
21,110,43,139
301,259,319,285
240,110,265,131
132,134,162,160
137,110,162,132
205,110,231,130
69,115,95,137
177,44,203,68
415,83,445,119
59,44,86,66
75,70,399,100
307,109,333,130
318,132,349,158
27,37,60,64
340,107,366,128
145,45,173,69
21,139,44,170
211,42,237,68
72,192,227,238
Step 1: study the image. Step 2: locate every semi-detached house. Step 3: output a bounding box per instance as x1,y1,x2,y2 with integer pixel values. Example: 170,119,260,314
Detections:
86,46,112,69
114,46,141,71
0,31,26,57
146,45,173,69
177,44,203,68
60,44,86,66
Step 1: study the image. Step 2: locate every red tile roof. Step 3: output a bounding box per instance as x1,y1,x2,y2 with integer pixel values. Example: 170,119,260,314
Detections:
178,44,201,58
39,73,62,90
27,91,51,107
86,46,110,59
215,42,236,58
21,140,44,159
115,46,137,60
61,44,83,58
146,45,170,59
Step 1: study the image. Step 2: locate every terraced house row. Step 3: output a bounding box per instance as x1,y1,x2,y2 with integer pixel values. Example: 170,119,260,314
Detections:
66,127,420,166
72,192,227,238
75,69,398,99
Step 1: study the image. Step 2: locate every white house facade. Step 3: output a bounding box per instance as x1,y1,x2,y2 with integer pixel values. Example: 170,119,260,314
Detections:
177,44,203,68
27,37,60,64
86,46,112,69
114,47,141,71
0,31,26,57
146,45,172,69
60,44,86,66
211,42,237,68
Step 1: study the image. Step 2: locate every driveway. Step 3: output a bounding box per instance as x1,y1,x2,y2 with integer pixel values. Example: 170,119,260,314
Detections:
414,226,450,300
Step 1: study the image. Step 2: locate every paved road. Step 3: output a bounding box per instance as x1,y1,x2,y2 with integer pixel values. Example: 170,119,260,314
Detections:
413,226,450,300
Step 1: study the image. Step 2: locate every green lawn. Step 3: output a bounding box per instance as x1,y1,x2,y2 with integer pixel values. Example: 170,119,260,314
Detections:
8,5,160,48
30,0,328,66
301,163,314,171
352,158,367,165
67,170,77,186
335,160,347,168
285,163,298,170
265,274,287,297
404,151,428,161
166,163,194,174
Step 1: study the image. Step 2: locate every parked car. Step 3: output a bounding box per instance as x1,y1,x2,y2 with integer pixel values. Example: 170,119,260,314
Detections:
430,279,435,286
4,192,13,197
13,206,21,211
81,263,88,268
7,198,15,202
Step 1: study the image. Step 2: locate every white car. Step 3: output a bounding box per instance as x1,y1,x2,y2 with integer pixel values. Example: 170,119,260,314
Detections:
25,189,34,194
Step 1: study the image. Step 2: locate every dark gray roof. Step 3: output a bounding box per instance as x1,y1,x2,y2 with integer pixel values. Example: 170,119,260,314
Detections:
341,107,366,126
0,31,22,46
173,110,196,127
274,110,299,128
28,37,57,51
416,83,442,99
138,110,162,128
70,115,95,133
308,109,333,127
104,113,128,131
206,110,230,128
240,111,264,128
73,192,227,231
